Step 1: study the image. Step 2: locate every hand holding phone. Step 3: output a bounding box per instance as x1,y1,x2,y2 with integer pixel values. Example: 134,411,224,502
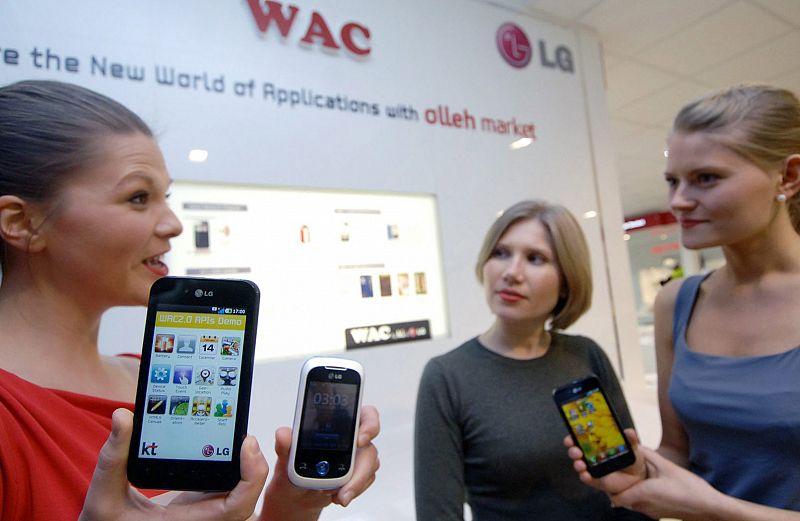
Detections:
553,375,635,478
127,277,260,491
288,357,364,489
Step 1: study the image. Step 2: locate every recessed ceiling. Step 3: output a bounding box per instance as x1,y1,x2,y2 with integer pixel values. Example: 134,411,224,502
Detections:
491,0,800,218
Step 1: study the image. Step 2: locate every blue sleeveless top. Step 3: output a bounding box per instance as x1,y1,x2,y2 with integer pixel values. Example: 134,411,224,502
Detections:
669,274,800,510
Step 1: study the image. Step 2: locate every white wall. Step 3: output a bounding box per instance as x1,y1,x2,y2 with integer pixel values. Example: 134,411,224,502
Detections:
0,1,642,518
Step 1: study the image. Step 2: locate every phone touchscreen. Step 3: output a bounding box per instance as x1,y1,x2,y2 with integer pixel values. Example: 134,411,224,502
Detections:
139,304,248,462
299,371,359,453
559,387,630,468
292,365,361,481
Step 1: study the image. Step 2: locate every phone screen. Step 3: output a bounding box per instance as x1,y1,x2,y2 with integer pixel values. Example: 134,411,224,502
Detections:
299,373,359,452
139,303,248,462
293,365,361,480
559,387,629,467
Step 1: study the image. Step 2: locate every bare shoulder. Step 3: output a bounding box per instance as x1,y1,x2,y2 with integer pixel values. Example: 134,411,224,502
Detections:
101,355,141,401
106,354,141,380
653,277,684,318
653,277,687,356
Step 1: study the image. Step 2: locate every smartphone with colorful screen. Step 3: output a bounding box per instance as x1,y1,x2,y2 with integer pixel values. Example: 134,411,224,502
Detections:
552,375,635,477
128,277,259,491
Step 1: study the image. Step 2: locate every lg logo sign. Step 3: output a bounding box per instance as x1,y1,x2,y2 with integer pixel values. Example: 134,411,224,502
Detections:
496,23,532,68
496,23,574,73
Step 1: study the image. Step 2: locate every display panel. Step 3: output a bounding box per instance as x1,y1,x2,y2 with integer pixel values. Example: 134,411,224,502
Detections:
140,304,248,461
299,378,359,452
559,388,629,466
166,182,449,360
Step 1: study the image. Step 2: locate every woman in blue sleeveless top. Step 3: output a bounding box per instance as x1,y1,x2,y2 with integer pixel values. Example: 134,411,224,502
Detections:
567,85,800,520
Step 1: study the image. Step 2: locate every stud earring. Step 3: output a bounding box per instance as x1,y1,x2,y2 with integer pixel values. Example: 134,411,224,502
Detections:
777,193,788,203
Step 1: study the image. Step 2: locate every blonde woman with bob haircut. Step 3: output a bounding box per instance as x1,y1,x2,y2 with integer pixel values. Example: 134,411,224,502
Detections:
568,85,800,520
474,200,592,331
415,200,647,521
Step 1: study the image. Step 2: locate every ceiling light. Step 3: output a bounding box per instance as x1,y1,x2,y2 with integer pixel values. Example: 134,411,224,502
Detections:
623,218,647,231
189,149,209,162
509,137,533,150
583,210,598,219
623,233,631,241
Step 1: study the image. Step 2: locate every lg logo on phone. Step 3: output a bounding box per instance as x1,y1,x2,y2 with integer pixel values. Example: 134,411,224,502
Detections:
202,444,231,457
194,289,214,297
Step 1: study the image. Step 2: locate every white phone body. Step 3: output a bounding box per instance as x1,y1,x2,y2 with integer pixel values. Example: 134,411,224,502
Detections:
288,357,364,489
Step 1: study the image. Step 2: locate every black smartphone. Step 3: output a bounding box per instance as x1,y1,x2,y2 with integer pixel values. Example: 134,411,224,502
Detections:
552,375,636,477
128,277,260,491
288,357,364,489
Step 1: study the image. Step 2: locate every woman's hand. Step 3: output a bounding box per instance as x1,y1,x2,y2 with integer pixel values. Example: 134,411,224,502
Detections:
79,408,269,521
564,428,648,495
332,404,380,506
608,446,720,520
259,405,381,521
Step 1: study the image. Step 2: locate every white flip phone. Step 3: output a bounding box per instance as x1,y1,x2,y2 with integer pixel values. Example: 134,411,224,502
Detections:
288,357,364,489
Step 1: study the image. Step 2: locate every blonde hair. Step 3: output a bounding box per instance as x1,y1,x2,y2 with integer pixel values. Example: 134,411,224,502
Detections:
672,85,800,231
475,200,592,330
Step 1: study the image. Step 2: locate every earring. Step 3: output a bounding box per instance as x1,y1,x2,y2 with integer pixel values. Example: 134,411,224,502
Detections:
777,193,788,203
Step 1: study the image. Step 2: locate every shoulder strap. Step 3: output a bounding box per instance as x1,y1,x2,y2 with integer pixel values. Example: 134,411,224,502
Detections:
671,274,706,345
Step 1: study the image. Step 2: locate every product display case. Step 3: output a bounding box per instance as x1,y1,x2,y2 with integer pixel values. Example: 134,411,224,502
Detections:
166,181,449,360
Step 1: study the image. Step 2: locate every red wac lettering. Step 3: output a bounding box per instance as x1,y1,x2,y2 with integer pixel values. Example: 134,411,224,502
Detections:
301,12,339,50
341,22,370,56
246,0,371,57
246,0,298,36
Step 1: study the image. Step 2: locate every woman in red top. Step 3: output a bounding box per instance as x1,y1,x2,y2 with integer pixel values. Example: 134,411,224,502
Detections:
0,80,380,521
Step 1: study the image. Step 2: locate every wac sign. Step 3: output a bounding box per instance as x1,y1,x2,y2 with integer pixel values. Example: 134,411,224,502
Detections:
247,0,371,56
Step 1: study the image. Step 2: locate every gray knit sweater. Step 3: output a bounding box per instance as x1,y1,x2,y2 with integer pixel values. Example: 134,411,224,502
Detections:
414,333,647,521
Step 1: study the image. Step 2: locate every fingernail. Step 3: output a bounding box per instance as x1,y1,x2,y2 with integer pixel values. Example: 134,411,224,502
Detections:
111,410,123,436
249,438,262,455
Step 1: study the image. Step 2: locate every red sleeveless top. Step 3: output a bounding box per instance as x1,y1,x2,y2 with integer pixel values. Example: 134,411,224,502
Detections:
0,361,163,520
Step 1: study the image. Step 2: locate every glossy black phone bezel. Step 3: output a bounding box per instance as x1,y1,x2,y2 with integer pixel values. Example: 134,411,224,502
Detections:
552,374,636,478
292,366,362,479
127,277,260,491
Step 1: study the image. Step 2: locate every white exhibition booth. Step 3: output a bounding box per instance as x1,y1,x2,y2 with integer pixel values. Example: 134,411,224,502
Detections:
1,1,643,518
